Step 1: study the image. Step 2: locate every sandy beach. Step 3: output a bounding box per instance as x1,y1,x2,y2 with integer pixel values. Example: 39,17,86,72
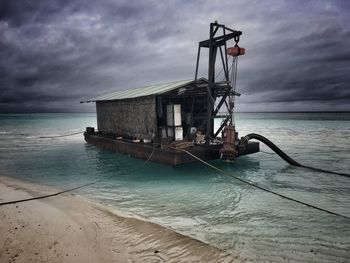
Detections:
0,175,236,263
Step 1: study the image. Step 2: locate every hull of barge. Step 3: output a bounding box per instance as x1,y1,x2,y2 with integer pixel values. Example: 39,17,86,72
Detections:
84,133,259,165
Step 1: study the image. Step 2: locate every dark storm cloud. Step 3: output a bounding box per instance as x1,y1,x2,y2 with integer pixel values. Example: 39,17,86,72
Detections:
0,0,349,112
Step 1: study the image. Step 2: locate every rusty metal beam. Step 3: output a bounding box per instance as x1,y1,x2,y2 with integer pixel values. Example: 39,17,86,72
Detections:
199,31,242,48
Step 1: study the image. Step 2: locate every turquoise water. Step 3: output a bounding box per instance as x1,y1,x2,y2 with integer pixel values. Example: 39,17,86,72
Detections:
0,113,349,262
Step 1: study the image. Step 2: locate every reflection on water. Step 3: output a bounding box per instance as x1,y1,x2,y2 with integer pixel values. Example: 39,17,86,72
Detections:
0,113,349,262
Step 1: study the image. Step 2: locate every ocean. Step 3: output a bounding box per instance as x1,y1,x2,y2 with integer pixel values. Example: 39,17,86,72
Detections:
0,112,349,262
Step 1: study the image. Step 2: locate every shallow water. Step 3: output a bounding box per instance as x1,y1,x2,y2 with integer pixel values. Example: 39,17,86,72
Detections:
0,112,349,262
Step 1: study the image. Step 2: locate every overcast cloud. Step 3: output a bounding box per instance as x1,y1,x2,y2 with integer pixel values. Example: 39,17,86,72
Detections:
0,0,349,112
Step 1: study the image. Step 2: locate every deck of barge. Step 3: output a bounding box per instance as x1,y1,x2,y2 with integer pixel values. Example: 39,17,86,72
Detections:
84,132,259,165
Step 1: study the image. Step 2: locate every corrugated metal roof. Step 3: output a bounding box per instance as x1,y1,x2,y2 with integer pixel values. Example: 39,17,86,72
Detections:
81,79,202,103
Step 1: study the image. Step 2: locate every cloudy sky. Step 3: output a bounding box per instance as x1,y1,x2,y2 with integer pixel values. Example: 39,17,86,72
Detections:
0,0,349,112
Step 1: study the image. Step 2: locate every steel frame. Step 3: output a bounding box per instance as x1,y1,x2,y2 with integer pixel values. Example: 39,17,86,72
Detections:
194,22,242,145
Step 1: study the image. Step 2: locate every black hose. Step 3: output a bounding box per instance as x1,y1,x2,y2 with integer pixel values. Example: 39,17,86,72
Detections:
244,133,350,178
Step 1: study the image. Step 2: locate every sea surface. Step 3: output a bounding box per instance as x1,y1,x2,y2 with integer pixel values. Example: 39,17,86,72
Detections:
0,112,349,262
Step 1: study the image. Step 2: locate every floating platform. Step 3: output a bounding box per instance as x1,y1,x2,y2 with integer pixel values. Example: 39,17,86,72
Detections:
84,132,259,166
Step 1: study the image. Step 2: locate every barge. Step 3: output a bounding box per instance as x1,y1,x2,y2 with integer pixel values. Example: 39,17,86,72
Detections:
81,22,259,165
84,126,259,166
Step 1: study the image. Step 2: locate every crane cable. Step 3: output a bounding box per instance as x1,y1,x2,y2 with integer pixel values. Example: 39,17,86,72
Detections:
169,146,350,221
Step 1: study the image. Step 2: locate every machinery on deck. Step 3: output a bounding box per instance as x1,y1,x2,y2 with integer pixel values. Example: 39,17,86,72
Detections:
194,21,246,162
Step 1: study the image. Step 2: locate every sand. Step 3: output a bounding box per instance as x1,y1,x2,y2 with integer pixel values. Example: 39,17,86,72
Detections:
0,175,236,262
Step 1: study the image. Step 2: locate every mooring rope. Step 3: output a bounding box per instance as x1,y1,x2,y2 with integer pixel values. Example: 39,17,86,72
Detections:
3,133,349,220
0,144,157,207
170,146,350,221
244,133,350,178
260,150,275,155
0,178,106,206
144,144,157,163
39,131,84,139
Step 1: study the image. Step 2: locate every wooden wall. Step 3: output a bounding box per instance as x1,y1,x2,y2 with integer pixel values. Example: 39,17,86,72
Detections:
96,96,156,140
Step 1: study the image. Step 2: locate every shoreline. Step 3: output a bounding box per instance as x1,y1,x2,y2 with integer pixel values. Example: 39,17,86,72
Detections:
0,175,236,262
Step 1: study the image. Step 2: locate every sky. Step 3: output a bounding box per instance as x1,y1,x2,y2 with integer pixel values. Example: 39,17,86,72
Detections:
0,0,349,113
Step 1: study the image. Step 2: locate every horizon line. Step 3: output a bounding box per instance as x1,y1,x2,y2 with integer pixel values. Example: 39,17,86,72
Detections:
1,111,350,114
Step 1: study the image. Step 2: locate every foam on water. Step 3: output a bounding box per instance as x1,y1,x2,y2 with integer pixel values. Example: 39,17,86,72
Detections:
0,113,349,262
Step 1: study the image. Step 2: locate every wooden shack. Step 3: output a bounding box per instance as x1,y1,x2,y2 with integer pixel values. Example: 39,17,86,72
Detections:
83,78,211,143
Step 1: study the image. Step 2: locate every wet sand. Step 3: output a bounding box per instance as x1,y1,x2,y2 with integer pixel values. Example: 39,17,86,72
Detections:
0,175,236,262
